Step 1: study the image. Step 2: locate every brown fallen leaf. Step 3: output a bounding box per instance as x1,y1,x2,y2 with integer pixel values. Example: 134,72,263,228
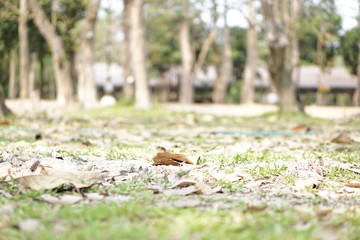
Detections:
170,178,196,188
292,124,311,132
0,120,10,126
152,151,194,166
15,175,91,190
331,134,355,144
345,182,360,188
82,141,93,146
195,181,222,195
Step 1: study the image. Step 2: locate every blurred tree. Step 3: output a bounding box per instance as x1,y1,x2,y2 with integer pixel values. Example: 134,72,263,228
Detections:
28,0,74,105
77,0,100,108
213,0,233,103
242,0,257,104
0,1,19,98
178,0,218,104
299,0,341,66
342,27,359,75
122,0,134,100
129,0,152,109
0,85,11,116
179,0,194,104
19,0,30,98
261,0,302,112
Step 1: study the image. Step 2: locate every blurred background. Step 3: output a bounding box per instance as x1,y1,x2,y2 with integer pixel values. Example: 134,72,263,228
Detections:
0,0,359,113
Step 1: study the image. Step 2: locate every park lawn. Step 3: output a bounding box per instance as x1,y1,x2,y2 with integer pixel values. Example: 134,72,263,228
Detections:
0,105,360,239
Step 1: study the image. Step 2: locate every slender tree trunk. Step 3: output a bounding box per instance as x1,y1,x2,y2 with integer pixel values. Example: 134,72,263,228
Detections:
0,85,11,117
19,0,29,99
354,41,360,106
179,16,194,104
8,49,17,99
77,0,100,108
213,1,233,103
39,55,45,98
28,0,73,105
262,0,299,112
130,0,151,109
242,0,257,103
122,0,135,100
353,1,360,106
28,53,37,97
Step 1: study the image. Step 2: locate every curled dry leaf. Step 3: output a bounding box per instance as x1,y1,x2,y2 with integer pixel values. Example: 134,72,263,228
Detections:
15,175,91,190
331,134,355,144
171,178,196,188
345,182,360,188
152,151,194,166
294,178,320,189
292,124,311,132
15,170,104,190
195,181,222,195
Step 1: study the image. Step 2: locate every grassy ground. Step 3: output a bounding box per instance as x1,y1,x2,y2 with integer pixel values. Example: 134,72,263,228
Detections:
0,105,360,240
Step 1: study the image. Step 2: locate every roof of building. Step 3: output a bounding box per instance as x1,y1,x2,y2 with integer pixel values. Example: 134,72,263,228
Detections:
93,62,357,90
254,66,357,90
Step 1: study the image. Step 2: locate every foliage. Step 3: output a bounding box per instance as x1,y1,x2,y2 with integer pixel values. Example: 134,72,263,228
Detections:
341,26,359,74
229,27,246,79
298,0,342,65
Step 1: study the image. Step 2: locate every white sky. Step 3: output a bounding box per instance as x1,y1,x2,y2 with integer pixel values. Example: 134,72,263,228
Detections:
100,0,359,32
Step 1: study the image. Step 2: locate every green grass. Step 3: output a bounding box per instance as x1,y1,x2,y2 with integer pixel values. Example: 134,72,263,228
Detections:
1,196,359,240
1,105,360,239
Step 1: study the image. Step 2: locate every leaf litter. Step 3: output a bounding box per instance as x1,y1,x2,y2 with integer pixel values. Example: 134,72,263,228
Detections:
1,111,360,239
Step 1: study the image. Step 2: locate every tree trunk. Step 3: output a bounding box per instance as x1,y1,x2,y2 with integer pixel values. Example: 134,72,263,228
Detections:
19,0,29,99
262,0,299,112
130,0,151,109
28,53,37,98
77,0,100,108
242,0,257,104
39,55,45,98
179,16,194,104
122,0,135,100
353,1,360,106
28,0,73,105
213,2,233,103
8,49,17,99
0,85,11,117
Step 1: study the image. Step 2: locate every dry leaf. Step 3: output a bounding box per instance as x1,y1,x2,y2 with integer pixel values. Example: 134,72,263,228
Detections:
331,134,355,144
292,124,311,132
163,186,199,196
41,194,83,204
245,180,273,189
345,182,360,188
82,141,93,146
195,181,222,195
0,120,10,126
15,175,91,190
171,178,196,188
152,151,194,166
294,178,320,189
